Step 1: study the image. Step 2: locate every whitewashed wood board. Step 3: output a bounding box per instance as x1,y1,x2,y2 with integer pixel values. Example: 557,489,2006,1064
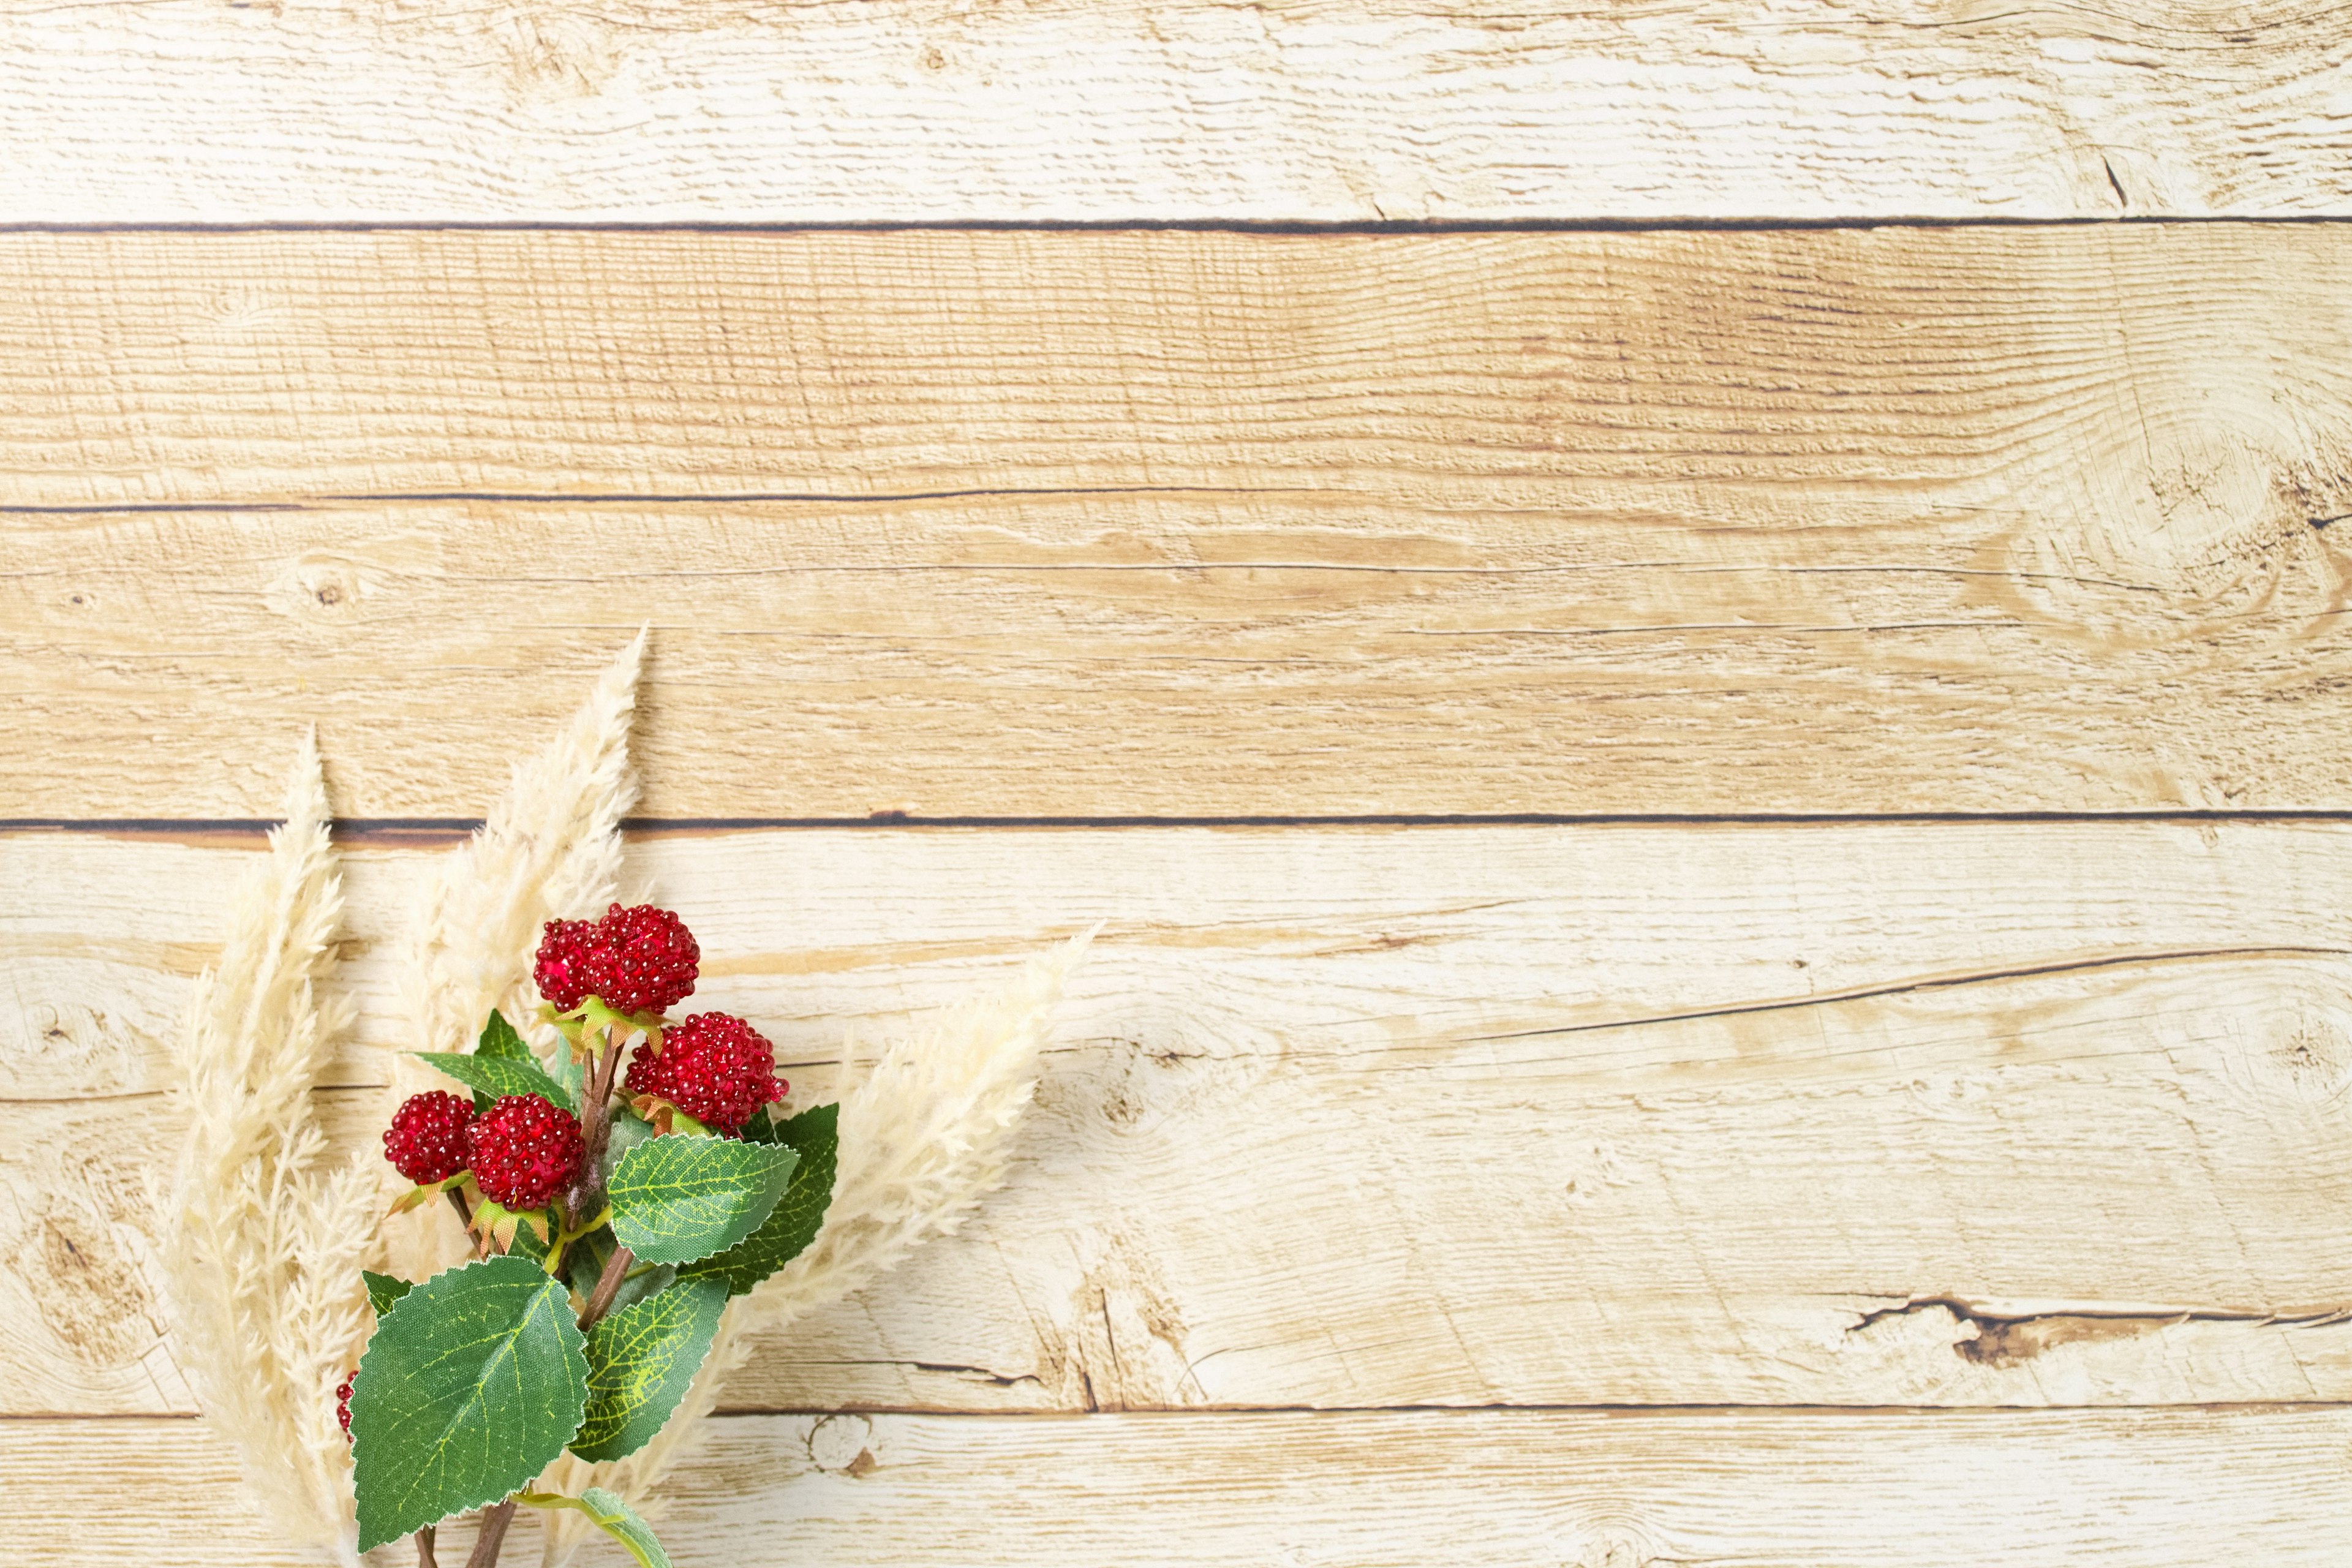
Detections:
9,823,2350,1421
11,1407,2351,1567
4,1,2348,222
7,227,2351,816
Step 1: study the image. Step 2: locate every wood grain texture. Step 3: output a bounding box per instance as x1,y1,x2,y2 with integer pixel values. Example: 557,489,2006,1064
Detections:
7,227,2352,816
13,1407,2352,1567
10,824,2351,1419
2,2,2348,222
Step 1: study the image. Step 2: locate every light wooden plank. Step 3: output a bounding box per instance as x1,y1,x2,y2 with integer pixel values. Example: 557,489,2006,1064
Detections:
2,2,2348,222
7,228,2352,816
12,1407,2352,1567
9,824,2350,1418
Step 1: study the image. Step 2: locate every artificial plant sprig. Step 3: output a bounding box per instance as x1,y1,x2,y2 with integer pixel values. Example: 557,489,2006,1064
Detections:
352,899,813,1564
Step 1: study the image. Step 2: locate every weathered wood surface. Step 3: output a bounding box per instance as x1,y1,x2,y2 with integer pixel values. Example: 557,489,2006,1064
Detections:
9,227,2352,818
4,1,2348,223
13,1407,2352,1567
11,824,2350,1422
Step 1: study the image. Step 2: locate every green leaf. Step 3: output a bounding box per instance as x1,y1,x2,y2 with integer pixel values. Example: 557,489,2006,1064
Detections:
349,1255,590,1552
461,1011,543,1111
515,1488,671,1568
570,1278,728,1461
600,1107,657,1184
607,1136,799,1266
362,1270,413,1317
737,1107,780,1144
414,1050,574,1113
679,1103,839,1296
477,1009,532,1062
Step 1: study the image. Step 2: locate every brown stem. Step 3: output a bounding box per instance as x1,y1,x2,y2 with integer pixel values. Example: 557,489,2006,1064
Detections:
564,1019,630,1219
463,1502,516,1568
414,1525,439,1568
578,1242,636,1331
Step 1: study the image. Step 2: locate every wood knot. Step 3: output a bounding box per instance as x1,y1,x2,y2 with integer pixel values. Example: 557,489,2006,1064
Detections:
805,1414,878,1477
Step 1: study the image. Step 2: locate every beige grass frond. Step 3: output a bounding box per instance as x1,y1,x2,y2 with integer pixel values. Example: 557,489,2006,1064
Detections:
534,930,1092,1564
386,632,645,1277
162,733,376,1562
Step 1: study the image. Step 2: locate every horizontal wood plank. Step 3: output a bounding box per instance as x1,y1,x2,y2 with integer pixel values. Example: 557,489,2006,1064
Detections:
6,228,2352,816
13,1407,2352,1566
9,824,2351,1418
2,2,2348,222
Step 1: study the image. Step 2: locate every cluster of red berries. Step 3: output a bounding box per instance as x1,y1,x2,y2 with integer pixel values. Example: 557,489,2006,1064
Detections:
380,905,788,1207
625,1012,786,1133
383,1088,586,1209
533,902,700,1015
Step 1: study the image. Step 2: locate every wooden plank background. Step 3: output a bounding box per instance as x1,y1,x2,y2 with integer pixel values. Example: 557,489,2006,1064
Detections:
4,5,2350,1564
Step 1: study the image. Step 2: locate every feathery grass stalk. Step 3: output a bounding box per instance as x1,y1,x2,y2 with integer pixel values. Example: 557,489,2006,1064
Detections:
532,933,1090,1565
162,733,376,1562
384,633,644,1280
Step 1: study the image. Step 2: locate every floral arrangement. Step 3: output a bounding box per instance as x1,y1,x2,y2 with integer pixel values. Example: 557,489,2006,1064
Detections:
160,636,1086,1565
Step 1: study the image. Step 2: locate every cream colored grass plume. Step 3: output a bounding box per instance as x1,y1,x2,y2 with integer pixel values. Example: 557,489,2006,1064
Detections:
534,931,1093,1565
162,731,376,1562
383,631,645,1278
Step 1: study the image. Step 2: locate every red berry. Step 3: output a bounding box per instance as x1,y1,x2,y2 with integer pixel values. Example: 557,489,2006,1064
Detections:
382,1091,475,1184
625,1012,786,1134
533,903,699,1016
336,1371,357,1442
532,914,601,1011
466,1094,586,1210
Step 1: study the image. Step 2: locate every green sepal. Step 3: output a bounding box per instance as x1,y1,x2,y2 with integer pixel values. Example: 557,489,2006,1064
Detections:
362,1270,413,1317
570,1278,729,1461
680,1103,839,1296
514,1488,671,1568
413,1050,573,1113
350,1256,590,1552
607,1136,798,1265
386,1172,468,1216
469,1200,550,1257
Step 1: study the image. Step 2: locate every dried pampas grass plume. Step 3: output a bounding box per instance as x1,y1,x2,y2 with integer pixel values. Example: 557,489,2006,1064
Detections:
162,732,376,1563
534,931,1093,1565
385,631,644,1278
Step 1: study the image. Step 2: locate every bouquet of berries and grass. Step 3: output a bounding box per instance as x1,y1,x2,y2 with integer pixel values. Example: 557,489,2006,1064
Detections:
345,902,834,1567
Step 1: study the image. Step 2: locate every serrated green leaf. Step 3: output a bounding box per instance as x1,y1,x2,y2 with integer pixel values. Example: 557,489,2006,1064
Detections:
516,1488,671,1568
349,1255,590,1551
363,1270,413,1317
737,1107,780,1144
569,1278,728,1462
607,1137,798,1265
679,1103,839,1296
477,1009,532,1062
414,1050,573,1113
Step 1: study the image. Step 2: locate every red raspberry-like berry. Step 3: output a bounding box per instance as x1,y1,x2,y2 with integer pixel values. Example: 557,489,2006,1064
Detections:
625,1012,786,1134
466,1093,586,1209
336,1371,357,1442
532,914,602,1011
533,903,700,1016
382,1091,475,1184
